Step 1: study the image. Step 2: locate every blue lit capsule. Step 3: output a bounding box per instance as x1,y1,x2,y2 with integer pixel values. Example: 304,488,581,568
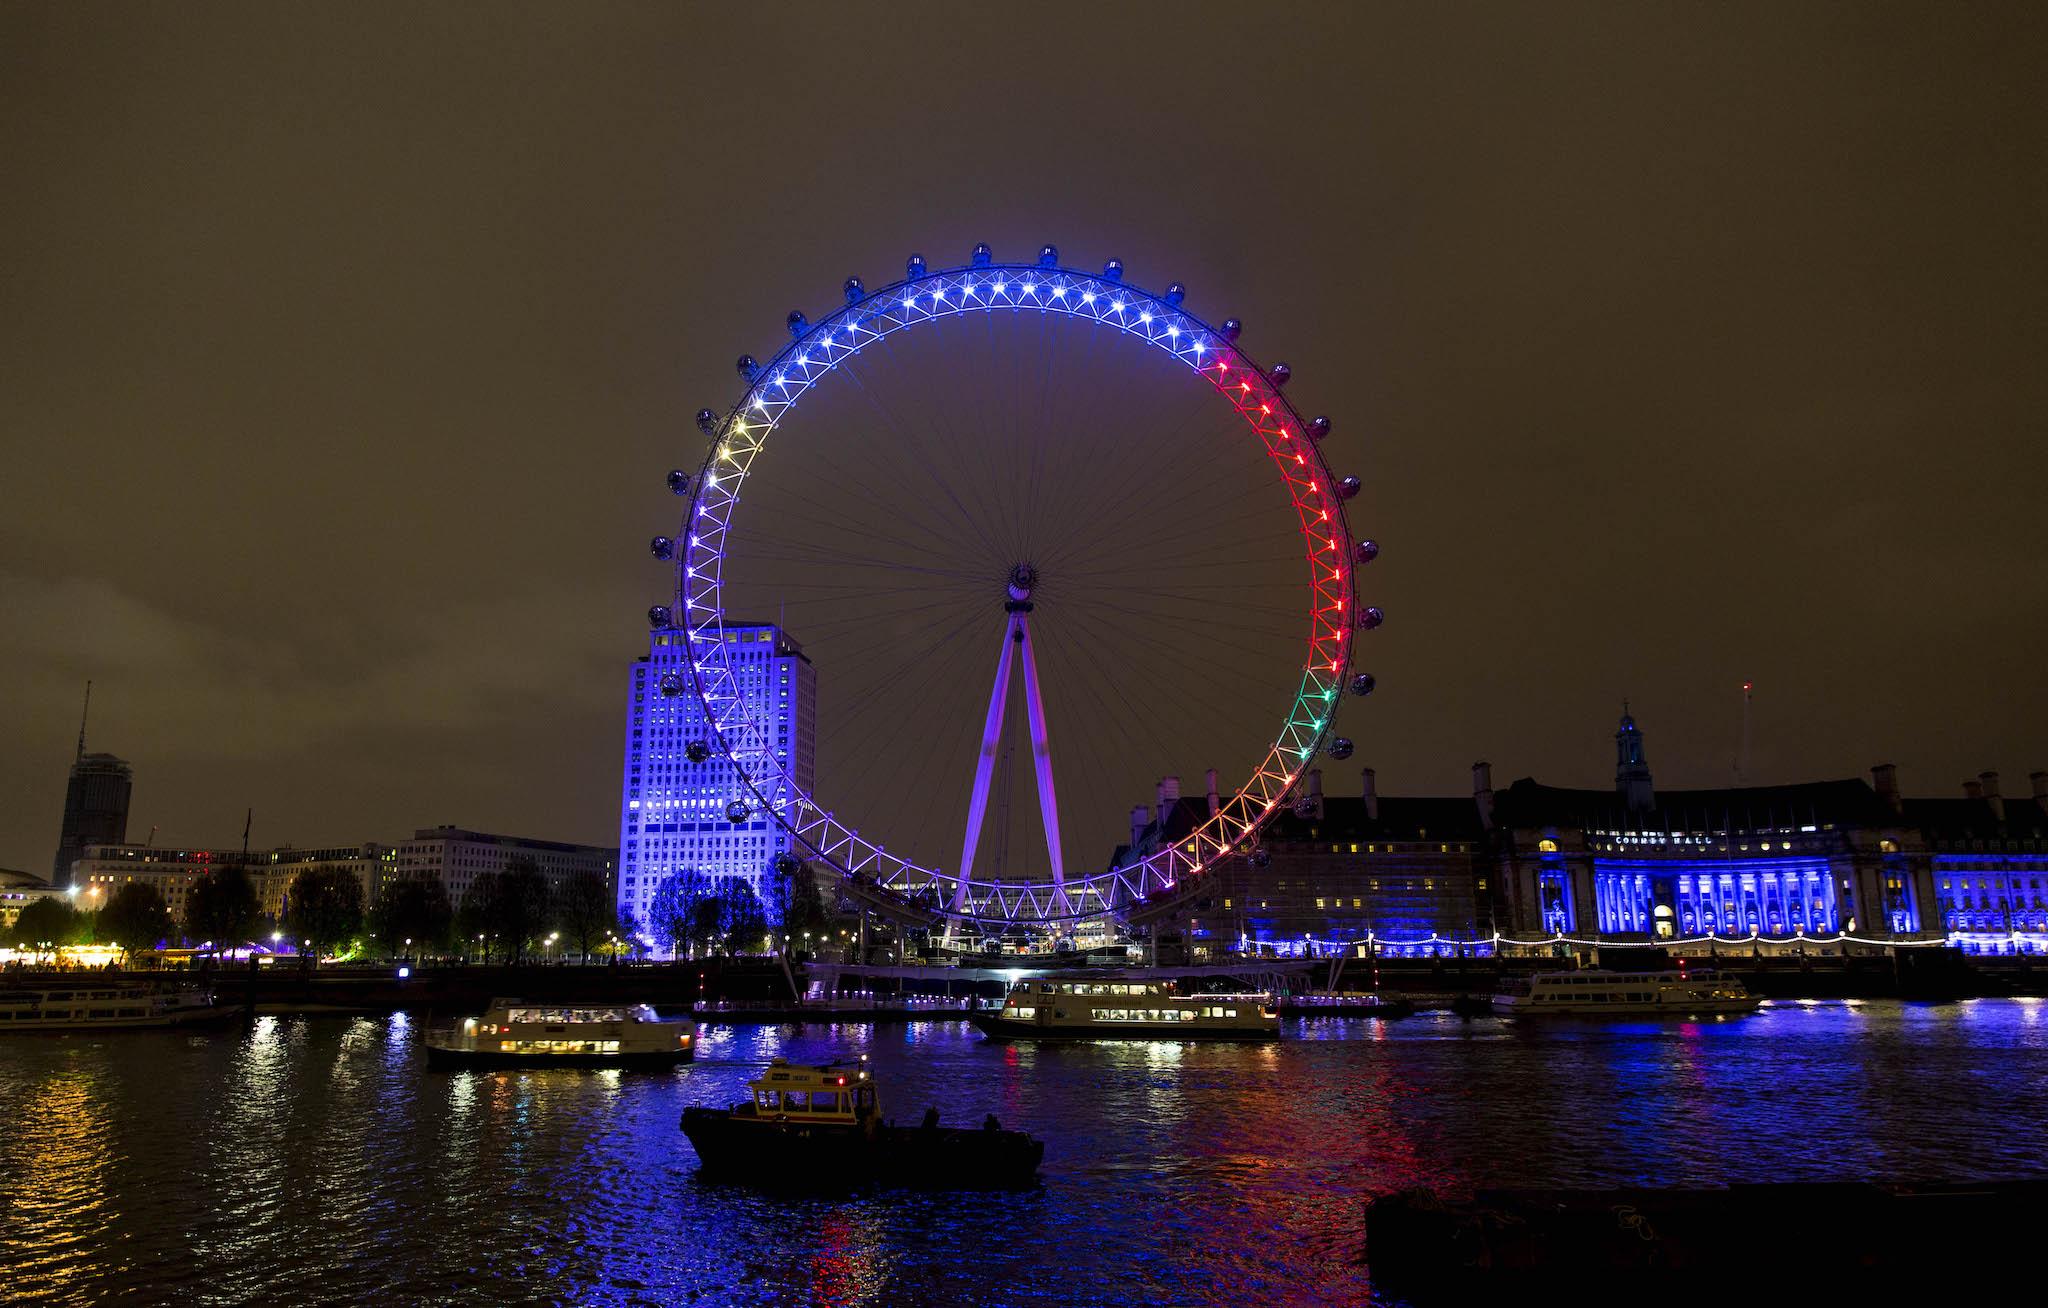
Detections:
1338,476,1361,499
666,469,691,496
685,741,711,763
1355,539,1379,565
1269,362,1292,388
1309,415,1332,441
844,276,866,304
647,605,671,629
787,310,808,337
659,672,685,696
1220,318,1242,341
724,799,749,823
1164,282,1186,306
1250,847,1271,869
649,535,674,561
971,243,993,267
736,354,759,381
695,408,718,436
1038,244,1059,267
1103,258,1124,281
906,253,927,278
1351,672,1377,696
1359,606,1384,631
1329,737,1355,760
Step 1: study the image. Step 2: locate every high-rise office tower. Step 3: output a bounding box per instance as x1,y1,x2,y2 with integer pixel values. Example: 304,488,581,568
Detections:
52,684,132,887
616,624,817,947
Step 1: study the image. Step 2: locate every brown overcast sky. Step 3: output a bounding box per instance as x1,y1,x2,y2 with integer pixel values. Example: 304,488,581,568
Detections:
3,2,2044,873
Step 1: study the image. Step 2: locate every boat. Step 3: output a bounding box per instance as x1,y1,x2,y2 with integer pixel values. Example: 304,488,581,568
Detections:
1285,992,1417,1019
968,977,1280,1041
1491,968,1761,1016
424,998,695,1069
679,1056,1043,1190
0,982,229,1032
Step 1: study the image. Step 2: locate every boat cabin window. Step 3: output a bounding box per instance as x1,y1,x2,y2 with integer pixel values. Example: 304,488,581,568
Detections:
506,1007,626,1024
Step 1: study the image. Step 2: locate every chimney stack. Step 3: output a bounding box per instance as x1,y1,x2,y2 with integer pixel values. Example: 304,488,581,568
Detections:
1205,768,1220,818
1307,768,1325,820
1361,767,1379,822
1980,771,2005,823
1472,761,1495,830
1157,775,1180,825
1130,804,1150,849
1871,763,1901,813
1963,779,1983,800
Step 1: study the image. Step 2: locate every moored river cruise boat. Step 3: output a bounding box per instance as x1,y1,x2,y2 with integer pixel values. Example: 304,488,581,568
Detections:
969,978,1280,1041
680,1056,1044,1190
424,998,695,1069
0,983,227,1032
1491,969,1761,1017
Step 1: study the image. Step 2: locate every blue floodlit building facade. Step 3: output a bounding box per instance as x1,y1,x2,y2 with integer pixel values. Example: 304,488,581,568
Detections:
1906,772,2048,955
617,623,816,946
1122,709,2043,958
1490,711,1963,950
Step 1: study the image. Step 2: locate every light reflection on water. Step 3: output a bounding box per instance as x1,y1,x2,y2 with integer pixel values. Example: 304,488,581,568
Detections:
1,1001,2046,1306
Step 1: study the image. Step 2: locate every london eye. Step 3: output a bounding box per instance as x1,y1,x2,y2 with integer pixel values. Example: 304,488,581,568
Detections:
646,244,1378,939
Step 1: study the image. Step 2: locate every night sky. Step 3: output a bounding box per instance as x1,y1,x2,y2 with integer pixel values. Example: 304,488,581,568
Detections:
4,3,2044,875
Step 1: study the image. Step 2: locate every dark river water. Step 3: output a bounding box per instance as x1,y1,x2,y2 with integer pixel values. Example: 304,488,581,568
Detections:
5,1000,2048,1306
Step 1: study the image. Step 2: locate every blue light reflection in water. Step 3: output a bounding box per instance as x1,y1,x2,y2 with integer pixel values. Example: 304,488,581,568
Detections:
1,1001,2046,1305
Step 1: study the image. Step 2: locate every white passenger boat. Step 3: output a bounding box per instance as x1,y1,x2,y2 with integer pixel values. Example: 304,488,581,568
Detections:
1491,969,1761,1017
969,978,1279,1041
424,998,696,1069
0,983,227,1031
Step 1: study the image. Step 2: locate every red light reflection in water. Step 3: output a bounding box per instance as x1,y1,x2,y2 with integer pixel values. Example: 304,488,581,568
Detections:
807,1208,888,1305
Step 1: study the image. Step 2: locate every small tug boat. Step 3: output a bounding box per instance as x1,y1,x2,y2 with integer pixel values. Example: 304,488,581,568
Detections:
0,983,227,1032
424,998,695,1069
679,1056,1044,1190
969,977,1280,1041
1491,968,1761,1017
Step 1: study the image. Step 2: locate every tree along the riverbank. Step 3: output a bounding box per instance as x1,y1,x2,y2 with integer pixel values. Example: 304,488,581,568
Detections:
6,896,92,952
186,864,260,957
457,859,552,963
554,869,613,962
369,877,453,956
99,882,174,959
284,867,364,959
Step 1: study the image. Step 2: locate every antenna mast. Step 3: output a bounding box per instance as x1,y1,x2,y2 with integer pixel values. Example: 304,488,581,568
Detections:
1736,680,1754,784
76,680,93,760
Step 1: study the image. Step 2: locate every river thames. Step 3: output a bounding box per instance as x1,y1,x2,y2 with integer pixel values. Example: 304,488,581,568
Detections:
5,1000,2047,1306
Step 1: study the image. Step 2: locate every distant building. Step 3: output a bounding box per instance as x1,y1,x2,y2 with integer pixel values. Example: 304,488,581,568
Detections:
88,847,396,926
261,844,397,919
617,623,817,939
394,827,616,911
1901,769,2048,955
0,867,65,933
1486,710,1940,946
73,831,611,939
1116,708,2042,958
1114,769,1490,958
73,845,249,928
52,753,132,887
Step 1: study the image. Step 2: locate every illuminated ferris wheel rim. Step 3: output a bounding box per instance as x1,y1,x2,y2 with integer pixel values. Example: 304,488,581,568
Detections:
662,246,1373,925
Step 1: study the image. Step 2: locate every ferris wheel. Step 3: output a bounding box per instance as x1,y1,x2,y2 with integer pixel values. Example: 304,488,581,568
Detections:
645,243,1380,931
